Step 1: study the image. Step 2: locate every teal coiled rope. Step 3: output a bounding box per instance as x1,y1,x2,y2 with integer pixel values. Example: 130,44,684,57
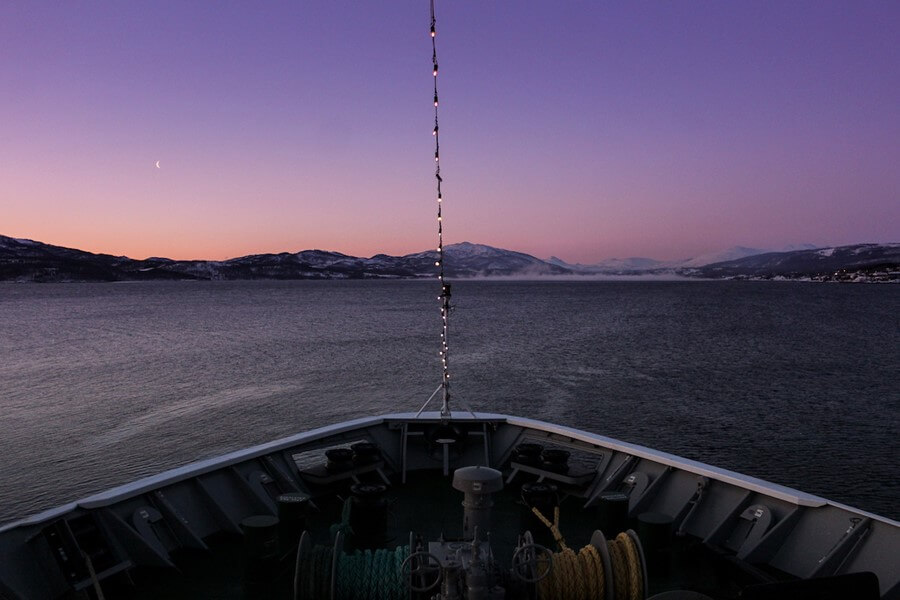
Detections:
299,544,410,600
297,544,333,600
336,545,409,600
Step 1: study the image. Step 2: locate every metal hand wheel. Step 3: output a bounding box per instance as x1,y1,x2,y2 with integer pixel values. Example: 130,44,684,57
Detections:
511,543,553,583
399,551,443,592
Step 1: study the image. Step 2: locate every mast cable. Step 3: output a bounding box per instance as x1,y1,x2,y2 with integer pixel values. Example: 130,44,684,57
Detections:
431,0,452,418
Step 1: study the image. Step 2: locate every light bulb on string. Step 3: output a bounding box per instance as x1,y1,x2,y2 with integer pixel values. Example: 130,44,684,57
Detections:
431,6,454,408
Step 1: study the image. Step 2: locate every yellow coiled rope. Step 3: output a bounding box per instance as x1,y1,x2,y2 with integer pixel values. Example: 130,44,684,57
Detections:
615,532,643,600
607,535,626,599
531,506,644,600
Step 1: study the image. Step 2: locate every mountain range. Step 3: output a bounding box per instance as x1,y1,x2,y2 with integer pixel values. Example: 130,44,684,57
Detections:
684,244,900,281
1,235,897,283
547,244,820,272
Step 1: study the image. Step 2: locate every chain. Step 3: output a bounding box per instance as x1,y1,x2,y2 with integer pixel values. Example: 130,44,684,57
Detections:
430,0,451,417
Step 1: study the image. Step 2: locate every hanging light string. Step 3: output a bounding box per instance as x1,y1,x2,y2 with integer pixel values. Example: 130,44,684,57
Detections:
431,0,451,417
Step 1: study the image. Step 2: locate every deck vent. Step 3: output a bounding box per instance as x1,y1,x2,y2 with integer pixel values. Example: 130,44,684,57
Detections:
453,466,503,539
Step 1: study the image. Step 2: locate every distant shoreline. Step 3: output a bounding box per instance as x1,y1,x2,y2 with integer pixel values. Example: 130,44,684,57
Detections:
2,235,898,284
3,274,897,285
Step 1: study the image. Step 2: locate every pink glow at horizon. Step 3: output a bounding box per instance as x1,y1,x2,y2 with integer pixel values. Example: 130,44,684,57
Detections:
1,2,898,263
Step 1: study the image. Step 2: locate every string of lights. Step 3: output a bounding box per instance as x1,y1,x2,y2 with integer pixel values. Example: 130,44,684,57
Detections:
430,0,452,417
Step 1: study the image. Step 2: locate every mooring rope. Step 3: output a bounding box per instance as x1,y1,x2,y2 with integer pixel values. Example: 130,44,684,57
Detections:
336,545,409,600
296,542,409,600
82,552,106,600
531,505,569,551
531,506,644,600
295,544,333,600
615,532,643,600
329,497,354,540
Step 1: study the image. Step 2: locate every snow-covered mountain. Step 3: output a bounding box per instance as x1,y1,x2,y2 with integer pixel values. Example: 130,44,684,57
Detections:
686,243,900,281
547,256,665,273
547,247,768,273
0,235,190,282
676,243,822,268
552,244,823,273
676,246,769,268
777,243,820,253
440,242,569,276
2,235,896,282
0,236,571,282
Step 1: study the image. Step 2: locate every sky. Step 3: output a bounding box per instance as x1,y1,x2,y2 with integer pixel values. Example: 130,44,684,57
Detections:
1,1,898,263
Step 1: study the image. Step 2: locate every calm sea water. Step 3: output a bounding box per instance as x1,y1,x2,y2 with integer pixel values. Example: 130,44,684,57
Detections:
0,280,897,524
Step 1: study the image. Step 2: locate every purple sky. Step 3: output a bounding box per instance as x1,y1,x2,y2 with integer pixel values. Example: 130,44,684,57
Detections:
1,1,898,262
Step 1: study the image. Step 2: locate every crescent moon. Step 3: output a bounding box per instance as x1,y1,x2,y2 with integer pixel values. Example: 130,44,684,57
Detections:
155,160,161,169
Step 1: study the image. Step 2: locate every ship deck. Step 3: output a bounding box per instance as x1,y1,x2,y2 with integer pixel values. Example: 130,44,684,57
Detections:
0,413,896,599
